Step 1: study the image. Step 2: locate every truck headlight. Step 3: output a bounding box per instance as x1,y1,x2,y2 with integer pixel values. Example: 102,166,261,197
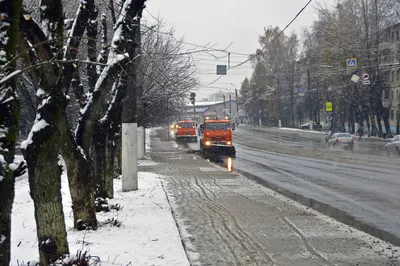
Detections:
205,141,211,146
227,141,231,145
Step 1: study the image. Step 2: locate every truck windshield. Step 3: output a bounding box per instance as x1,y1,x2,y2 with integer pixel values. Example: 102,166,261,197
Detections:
179,122,194,128
205,122,230,130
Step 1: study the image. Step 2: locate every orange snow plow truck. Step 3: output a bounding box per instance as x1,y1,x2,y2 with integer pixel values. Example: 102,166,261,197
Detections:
175,120,198,142
199,117,236,157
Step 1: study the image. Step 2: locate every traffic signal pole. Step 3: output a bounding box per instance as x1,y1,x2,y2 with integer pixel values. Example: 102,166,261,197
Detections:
190,92,196,121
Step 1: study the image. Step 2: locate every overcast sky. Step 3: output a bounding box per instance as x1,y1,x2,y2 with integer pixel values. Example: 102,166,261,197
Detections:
144,0,320,100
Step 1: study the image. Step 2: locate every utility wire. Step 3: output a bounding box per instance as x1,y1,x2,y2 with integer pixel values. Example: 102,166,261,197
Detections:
229,0,312,70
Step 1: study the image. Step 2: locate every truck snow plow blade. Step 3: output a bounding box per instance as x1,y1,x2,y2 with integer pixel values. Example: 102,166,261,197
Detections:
201,145,236,157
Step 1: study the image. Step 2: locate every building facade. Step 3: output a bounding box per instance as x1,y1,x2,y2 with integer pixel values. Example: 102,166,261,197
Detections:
382,23,400,134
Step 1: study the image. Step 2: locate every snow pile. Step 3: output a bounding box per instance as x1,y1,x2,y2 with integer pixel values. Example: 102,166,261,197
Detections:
11,166,189,265
279,127,324,135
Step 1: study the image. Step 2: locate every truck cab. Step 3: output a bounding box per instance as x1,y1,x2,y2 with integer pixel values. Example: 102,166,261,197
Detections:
175,120,197,142
199,117,236,157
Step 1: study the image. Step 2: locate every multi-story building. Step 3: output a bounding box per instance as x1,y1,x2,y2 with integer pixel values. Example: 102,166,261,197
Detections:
382,23,400,134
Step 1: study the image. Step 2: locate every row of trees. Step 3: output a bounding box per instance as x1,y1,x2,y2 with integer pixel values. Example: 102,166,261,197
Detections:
240,0,400,136
0,0,196,265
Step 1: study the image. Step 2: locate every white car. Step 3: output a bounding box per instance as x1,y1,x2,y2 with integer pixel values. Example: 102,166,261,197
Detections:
385,135,400,156
327,133,355,149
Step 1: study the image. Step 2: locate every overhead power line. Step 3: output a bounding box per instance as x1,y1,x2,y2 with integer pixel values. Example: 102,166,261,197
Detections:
229,0,313,70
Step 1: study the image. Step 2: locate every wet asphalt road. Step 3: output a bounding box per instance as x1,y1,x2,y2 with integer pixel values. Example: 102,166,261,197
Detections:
151,128,400,265
232,127,400,246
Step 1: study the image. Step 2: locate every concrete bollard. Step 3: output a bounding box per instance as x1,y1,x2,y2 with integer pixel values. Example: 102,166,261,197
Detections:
122,123,138,191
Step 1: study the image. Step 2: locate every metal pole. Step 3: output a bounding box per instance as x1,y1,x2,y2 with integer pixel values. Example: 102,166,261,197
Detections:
229,94,232,116
235,89,239,113
193,102,196,121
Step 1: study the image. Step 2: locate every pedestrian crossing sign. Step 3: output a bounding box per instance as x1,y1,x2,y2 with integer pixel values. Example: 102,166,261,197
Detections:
346,58,357,70
326,102,333,112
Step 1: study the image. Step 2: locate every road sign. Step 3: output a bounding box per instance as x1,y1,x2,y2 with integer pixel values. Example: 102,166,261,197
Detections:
327,112,333,117
294,88,299,93
362,80,370,85
326,102,333,112
298,87,305,97
346,58,358,70
362,72,370,81
351,74,360,83
216,65,227,75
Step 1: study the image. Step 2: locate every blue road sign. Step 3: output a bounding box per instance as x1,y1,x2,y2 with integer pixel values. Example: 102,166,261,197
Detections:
216,65,227,75
346,58,357,70
299,87,305,93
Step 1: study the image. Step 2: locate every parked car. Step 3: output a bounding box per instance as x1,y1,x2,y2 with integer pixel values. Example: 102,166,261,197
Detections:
327,133,355,149
300,122,322,131
385,135,400,156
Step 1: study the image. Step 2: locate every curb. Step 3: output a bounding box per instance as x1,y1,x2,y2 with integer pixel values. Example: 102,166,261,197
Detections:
236,168,400,247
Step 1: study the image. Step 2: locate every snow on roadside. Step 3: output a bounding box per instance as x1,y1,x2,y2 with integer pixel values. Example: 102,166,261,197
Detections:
11,161,188,265
279,127,325,135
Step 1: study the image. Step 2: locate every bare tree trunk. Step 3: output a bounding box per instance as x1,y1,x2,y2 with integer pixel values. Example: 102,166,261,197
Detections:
93,123,107,198
87,6,98,91
382,109,392,136
105,134,115,197
0,1,23,264
371,113,378,136
58,113,97,229
377,114,383,137
22,95,69,264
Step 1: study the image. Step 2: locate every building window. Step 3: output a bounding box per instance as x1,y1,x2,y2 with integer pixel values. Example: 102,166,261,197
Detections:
392,31,395,41
384,89,389,99
391,109,394,120
397,70,400,80
391,90,394,99
392,71,395,82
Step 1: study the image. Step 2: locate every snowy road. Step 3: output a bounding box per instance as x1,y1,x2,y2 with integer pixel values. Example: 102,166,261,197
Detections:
151,128,400,265
233,127,400,246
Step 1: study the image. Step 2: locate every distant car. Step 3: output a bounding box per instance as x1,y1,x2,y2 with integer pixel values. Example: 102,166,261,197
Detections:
327,133,355,149
300,122,322,131
385,135,400,156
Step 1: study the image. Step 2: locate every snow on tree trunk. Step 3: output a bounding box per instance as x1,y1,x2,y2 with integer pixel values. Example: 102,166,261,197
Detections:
75,0,146,194
0,1,23,265
22,93,69,264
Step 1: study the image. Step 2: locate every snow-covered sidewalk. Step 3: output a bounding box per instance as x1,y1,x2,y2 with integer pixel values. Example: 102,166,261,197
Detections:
11,160,189,265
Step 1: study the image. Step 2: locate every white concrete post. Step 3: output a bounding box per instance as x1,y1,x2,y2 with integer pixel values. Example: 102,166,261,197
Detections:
138,126,145,159
278,119,282,128
309,121,313,130
122,123,138,191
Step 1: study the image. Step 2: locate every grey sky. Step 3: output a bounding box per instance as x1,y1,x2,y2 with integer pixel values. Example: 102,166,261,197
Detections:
145,0,319,99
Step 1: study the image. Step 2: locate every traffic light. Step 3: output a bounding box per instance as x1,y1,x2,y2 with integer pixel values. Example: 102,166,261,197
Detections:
190,92,196,105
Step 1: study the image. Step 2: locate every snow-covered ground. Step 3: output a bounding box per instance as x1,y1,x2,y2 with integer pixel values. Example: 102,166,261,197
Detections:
11,134,189,265
279,127,325,134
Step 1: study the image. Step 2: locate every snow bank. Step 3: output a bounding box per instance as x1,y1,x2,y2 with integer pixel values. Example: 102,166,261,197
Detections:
279,127,324,135
11,164,189,265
